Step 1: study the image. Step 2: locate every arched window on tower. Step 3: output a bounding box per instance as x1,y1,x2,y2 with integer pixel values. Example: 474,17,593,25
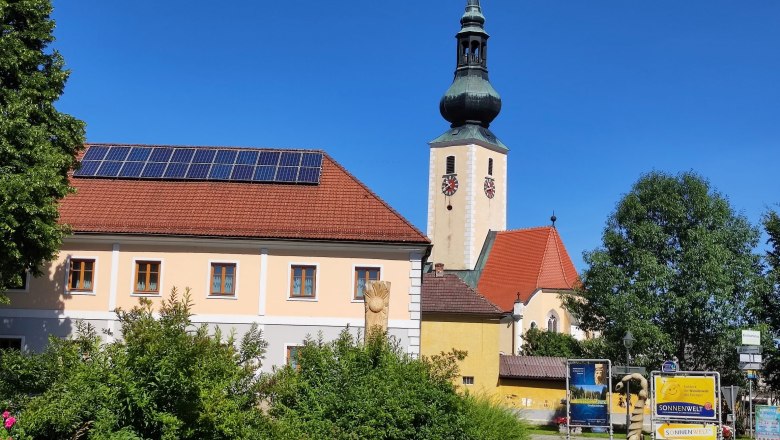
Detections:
488,158,493,176
471,41,480,63
446,156,456,174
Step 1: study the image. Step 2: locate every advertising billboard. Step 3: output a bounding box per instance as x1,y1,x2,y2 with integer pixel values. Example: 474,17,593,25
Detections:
756,405,780,440
568,361,610,427
653,376,717,420
655,423,718,440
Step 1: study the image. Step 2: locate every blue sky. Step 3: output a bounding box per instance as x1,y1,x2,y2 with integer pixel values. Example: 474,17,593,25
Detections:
50,1,780,270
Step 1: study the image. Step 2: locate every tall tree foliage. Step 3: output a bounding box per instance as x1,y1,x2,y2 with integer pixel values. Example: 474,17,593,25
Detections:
562,172,763,376
760,210,780,391
520,327,583,358
0,0,85,298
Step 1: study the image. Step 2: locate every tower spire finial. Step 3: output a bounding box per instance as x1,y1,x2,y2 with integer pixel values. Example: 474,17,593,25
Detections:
439,0,502,129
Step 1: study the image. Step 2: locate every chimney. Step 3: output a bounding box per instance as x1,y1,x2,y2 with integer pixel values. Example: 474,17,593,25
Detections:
434,263,445,277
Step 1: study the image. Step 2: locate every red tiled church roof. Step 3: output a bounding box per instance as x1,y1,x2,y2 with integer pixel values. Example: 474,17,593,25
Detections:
477,226,578,311
59,144,429,244
422,273,503,316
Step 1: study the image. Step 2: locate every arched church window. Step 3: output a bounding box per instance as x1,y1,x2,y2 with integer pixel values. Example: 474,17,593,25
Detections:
529,321,537,330
488,158,493,176
446,156,456,174
547,315,558,333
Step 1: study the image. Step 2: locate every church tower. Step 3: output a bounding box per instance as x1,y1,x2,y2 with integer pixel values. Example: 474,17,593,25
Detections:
427,0,507,271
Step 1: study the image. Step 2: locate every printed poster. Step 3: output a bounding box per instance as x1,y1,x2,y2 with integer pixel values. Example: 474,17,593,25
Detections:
655,423,718,440
756,405,780,440
569,362,609,426
654,376,717,420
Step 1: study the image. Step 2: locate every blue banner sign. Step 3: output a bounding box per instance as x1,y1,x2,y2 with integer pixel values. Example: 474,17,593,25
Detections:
569,362,610,427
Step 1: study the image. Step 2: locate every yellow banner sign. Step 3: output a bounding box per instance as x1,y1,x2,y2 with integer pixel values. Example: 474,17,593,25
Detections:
654,376,717,420
655,423,718,440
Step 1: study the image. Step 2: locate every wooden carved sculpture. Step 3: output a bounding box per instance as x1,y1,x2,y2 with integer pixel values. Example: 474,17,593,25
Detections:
615,373,648,440
363,281,390,338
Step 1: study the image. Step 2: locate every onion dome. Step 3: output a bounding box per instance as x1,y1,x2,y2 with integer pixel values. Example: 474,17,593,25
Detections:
439,0,502,128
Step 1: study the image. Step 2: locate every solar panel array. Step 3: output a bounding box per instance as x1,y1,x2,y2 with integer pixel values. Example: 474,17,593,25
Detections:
74,146,323,184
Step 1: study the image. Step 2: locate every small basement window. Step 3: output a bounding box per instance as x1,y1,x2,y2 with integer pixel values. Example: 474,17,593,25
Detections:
462,376,475,385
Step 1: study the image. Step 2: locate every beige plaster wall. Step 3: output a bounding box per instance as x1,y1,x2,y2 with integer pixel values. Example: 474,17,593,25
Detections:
10,239,416,322
523,289,574,333
428,144,507,271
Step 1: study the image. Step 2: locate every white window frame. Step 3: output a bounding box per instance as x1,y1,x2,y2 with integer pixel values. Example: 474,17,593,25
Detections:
0,335,26,351
6,271,31,293
350,264,383,303
287,262,319,302
130,257,164,297
64,255,99,296
462,376,475,386
206,260,240,300
547,309,560,333
283,343,304,367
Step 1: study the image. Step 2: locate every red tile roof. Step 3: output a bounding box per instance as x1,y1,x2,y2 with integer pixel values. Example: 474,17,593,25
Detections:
499,355,566,380
477,226,579,311
60,144,429,244
422,273,503,316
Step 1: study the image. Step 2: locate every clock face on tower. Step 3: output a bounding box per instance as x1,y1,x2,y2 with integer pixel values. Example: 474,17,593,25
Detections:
441,175,459,196
484,177,496,199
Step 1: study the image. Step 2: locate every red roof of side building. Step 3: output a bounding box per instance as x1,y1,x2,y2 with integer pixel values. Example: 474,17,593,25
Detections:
422,273,503,316
499,355,567,380
477,226,579,311
59,144,429,244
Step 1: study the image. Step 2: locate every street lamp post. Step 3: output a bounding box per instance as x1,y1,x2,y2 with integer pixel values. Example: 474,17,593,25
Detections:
623,331,635,438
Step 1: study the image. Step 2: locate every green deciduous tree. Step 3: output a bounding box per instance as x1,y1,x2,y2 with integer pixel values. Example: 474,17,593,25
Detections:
760,209,780,391
562,172,763,377
520,327,583,358
0,0,85,298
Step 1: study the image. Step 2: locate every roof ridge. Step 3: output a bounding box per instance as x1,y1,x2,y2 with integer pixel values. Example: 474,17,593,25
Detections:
322,152,429,243
550,227,574,288
499,225,553,234
534,227,554,288
84,142,326,153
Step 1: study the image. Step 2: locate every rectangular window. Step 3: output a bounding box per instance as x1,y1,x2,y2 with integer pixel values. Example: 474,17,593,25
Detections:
210,263,236,296
0,338,22,350
462,376,475,385
69,259,95,291
290,265,316,298
354,267,380,300
286,345,301,369
134,261,160,294
8,272,27,290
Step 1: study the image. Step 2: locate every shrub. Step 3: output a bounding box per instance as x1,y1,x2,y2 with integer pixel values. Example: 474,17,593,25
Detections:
462,394,529,440
0,288,272,439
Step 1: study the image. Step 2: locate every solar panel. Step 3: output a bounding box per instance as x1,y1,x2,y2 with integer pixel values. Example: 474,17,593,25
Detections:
76,160,101,176
164,162,189,178
128,147,152,162
75,146,322,185
253,165,276,181
171,148,195,163
119,162,144,177
96,161,122,177
193,149,216,163
231,165,254,180
106,147,131,161
187,163,210,179
236,150,259,165
83,146,109,161
149,148,173,163
209,164,232,180
141,162,166,178
214,150,237,164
